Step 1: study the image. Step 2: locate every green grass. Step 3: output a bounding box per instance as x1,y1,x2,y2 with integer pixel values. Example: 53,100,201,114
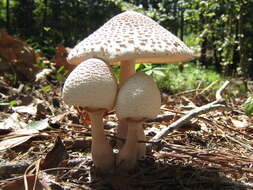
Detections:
113,62,224,94
244,96,253,116
154,63,223,93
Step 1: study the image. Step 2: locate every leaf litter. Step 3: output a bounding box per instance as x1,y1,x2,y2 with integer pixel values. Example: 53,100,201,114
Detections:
0,43,253,189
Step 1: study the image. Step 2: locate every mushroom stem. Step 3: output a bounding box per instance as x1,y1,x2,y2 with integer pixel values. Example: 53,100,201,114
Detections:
117,120,146,158
89,110,114,172
117,60,136,148
119,60,136,87
137,126,146,159
116,119,128,148
117,121,143,170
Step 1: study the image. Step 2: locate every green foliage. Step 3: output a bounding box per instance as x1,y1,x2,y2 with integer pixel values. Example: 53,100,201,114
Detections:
41,85,52,93
136,64,166,77
114,62,223,94
183,33,201,53
155,63,223,93
112,63,166,83
111,65,120,81
36,60,48,68
8,100,17,107
244,96,253,115
53,66,69,81
26,118,50,131
1,0,253,78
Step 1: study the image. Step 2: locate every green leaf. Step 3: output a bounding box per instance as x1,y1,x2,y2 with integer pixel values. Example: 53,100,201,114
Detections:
8,100,17,107
244,97,253,116
145,70,153,75
42,85,52,93
135,64,142,70
43,27,51,32
26,119,50,131
57,66,65,73
152,70,166,77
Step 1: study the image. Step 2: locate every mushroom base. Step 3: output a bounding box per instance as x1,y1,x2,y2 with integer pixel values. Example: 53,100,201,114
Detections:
117,121,143,171
89,111,115,173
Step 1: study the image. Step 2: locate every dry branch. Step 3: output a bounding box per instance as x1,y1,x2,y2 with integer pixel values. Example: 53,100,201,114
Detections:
150,81,231,143
0,161,30,177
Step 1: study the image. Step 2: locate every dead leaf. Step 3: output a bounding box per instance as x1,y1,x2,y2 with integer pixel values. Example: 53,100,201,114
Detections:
26,119,50,131
35,68,53,82
0,29,40,81
38,172,63,189
0,113,27,131
51,44,75,71
0,129,38,151
2,175,44,190
40,136,68,170
231,118,249,129
0,161,30,177
76,106,91,125
49,113,66,124
12,105,37,115
0,136,33,151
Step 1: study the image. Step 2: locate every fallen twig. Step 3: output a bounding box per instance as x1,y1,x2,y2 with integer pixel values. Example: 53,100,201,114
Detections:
150,81,231,143
199,80,219,95
0,161,31,177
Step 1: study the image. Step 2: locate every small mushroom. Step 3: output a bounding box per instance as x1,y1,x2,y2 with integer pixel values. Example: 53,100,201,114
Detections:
62,58,117,173
115,73,161,170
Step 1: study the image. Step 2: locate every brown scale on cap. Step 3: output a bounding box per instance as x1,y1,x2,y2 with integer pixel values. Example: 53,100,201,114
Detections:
68,11,193,65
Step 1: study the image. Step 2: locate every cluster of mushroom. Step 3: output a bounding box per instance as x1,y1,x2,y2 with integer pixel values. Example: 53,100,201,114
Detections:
62,11,193,173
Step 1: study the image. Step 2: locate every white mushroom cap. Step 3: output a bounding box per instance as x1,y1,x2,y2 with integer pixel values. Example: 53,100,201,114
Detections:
67,11,194,65
62,58,117,110
116,72,161,121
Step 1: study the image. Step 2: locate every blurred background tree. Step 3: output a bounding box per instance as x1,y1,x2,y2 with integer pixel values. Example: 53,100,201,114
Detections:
0,0,252,79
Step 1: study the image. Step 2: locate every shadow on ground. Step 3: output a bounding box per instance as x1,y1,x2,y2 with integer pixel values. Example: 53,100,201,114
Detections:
64,155,247,190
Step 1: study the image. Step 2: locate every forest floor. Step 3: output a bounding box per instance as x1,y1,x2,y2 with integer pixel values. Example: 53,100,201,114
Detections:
0,63,253,190
0,46,253,190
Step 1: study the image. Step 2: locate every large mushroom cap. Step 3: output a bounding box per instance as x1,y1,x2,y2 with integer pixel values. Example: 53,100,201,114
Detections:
62,58,117,110
68,11,194,65
116,72,161,121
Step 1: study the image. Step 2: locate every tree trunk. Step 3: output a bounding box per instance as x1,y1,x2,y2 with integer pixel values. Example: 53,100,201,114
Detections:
238,2,246,77
173,0,178,36
233,22,239,77
214,49,222,73
224,6,235,76
180,9,184,40
200,36,207,68
6,0,10,31
227,20,239,77
41,0,48,40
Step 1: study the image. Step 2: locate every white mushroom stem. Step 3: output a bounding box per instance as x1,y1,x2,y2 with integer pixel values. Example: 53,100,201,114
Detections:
117,62,147,158
88,110,114,172
117,119,146,159
116,119,128,147
117,118,146,159
117,120,143,170
117,60,136,148
137,126,146,159
119,60,136,87
116,73,161,171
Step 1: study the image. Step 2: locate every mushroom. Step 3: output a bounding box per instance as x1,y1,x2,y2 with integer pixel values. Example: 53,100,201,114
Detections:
115,72,161,170
62,58,117,173
67,11,193,85
66,10,194,152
